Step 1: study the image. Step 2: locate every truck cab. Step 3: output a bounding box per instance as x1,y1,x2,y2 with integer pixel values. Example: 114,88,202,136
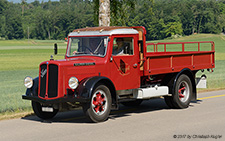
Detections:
23,26,215,122
66,26,142,91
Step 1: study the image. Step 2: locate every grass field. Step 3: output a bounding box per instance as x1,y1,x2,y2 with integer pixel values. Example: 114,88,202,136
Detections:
0,34,224,115
0,40,67,114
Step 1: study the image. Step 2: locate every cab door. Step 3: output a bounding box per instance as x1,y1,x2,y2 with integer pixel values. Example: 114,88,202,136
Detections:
110,35,140,90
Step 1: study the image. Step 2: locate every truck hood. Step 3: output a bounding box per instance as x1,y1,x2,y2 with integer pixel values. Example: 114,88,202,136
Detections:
41,58,96,67
40,57,100,78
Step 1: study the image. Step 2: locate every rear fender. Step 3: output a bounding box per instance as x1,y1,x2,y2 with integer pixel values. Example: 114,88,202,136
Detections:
173,69,197,101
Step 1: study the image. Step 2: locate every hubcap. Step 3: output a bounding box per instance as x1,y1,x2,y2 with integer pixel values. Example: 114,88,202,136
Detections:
91,90,108,115
178,81,190,102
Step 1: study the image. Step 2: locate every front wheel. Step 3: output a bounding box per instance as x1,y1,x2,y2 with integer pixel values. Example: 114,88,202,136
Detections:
165,74,193,109
32,101,58,120
82,84,112,123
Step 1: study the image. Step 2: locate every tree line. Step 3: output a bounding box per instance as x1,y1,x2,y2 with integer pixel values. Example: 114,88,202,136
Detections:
0,0,224,40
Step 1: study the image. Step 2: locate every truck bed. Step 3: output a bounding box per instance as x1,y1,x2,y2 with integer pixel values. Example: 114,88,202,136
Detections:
142,41,215,76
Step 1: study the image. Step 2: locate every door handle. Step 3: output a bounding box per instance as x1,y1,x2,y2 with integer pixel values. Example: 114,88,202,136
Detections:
133,63,138,68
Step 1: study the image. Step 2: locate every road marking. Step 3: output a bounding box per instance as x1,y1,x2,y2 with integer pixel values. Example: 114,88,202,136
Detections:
197,94,225,100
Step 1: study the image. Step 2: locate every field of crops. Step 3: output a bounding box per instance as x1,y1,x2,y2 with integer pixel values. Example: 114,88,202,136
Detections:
0,34,224,114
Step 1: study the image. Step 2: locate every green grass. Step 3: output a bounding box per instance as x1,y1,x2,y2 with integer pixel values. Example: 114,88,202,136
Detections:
0,70,37,112
0,39,66,113
0,34,224,115
0,49,66,71
196,60,225,89
0,39,66,47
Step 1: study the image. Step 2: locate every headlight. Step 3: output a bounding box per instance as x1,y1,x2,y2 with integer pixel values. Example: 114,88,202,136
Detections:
24,76,33,88
69,77,79,89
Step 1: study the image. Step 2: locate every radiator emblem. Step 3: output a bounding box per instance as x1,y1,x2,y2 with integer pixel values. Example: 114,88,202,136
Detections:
41,69,47,78
74,62,95,66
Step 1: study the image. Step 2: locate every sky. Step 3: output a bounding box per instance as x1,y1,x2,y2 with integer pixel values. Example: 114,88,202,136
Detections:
8,0,60,3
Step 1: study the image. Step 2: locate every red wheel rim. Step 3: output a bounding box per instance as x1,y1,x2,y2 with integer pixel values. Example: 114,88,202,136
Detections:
178,81,190,102
91,90,108,115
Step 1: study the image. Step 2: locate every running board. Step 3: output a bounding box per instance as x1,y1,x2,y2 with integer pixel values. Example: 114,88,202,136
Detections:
133,86,170,99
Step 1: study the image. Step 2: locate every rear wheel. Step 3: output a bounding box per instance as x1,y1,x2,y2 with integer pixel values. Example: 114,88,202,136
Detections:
164,96,176,108
83,84,112,123
165,74,192,109
32,101,58,120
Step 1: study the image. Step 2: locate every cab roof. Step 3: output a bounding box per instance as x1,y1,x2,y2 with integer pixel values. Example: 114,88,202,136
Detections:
68,26,139,37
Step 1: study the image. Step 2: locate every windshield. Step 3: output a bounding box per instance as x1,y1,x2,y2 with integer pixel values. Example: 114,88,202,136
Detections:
67,36,108,57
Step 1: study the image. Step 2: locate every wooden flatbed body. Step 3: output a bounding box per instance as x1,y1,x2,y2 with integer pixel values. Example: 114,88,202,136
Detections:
142,41,215,76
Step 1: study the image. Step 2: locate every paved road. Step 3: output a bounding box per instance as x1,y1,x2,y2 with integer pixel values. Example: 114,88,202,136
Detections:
1,90,225,141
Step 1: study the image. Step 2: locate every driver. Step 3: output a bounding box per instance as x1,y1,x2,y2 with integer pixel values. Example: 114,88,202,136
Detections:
112,38,128,55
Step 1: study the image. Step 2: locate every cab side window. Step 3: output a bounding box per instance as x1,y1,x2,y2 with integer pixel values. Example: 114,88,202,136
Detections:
112,37,133,55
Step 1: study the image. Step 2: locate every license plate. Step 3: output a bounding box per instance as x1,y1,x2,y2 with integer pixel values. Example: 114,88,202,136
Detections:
42,107,54,112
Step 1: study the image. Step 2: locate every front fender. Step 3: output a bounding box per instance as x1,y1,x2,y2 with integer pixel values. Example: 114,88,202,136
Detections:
77,76,116,103
25,77,39,96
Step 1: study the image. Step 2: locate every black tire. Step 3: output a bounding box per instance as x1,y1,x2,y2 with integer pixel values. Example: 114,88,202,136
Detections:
121,99,143,107
164,96,177,108
32,101,58,120
165,74,193,109
82,84,112,123
164,75,177,108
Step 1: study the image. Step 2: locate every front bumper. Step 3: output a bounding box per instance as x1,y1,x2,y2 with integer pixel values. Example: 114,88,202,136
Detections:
22,95,89,104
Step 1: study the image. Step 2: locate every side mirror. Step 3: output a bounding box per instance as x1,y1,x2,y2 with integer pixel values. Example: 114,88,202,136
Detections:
54,43,58,55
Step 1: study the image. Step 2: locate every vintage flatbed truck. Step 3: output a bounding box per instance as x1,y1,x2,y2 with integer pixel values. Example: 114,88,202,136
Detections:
23,26,215,122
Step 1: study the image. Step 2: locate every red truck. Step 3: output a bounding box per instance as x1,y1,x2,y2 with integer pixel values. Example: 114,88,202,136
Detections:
23,26,215,122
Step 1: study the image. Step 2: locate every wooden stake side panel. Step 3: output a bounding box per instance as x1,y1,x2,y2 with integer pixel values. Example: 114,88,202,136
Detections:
144,51,215,76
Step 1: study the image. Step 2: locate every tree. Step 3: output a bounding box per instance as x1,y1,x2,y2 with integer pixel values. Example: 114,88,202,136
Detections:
0,0,7,38
94,0,138,26
21,0,27,16
0,0,7,14
1,0,224,40
147,18,166,40
98,0,110,26
4,6,24,39
164,22,183,37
